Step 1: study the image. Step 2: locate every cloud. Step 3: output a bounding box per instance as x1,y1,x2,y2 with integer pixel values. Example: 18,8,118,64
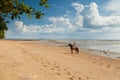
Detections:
71,2,84,14
104,0,120,15
78,2,120,32
14,16,75,34
49,17,74,31
10,1,120,37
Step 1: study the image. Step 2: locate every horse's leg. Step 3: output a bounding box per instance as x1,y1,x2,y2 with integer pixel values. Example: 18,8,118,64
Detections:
75,48,79,54
71,49,73,54
77,48,79,54
74,48,77,54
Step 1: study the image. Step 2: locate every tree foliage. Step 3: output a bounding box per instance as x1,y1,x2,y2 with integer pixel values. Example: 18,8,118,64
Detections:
0,0,48,38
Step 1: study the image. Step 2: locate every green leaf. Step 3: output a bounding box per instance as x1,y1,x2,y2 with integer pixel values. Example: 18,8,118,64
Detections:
18,16,20,19
44,4,49,8
11,15,14,20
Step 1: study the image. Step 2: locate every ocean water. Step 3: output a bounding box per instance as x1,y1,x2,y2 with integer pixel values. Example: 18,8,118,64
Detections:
55,40,120,59
79,44,120,52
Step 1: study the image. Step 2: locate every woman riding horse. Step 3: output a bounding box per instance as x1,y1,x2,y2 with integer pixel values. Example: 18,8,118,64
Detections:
68,43,79,54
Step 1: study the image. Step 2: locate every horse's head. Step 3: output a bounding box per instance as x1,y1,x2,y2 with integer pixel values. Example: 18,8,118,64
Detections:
68,43,72,46
68,43,73,50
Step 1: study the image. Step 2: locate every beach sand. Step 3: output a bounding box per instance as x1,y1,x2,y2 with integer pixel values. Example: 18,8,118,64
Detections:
0,40,120,80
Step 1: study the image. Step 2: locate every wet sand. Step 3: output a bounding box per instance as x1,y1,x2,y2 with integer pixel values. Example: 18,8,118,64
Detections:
0,40,120,80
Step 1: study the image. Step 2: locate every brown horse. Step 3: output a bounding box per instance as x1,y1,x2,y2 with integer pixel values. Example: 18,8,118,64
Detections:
68,43,79,54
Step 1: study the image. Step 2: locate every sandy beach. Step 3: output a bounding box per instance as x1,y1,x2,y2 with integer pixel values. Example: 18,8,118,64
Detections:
0,40,120,80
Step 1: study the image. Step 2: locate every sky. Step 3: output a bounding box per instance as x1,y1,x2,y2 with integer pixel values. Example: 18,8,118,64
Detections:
6,0,120,39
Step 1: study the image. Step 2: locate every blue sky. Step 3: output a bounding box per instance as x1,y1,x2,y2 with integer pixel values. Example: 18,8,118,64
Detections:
6,0,120,39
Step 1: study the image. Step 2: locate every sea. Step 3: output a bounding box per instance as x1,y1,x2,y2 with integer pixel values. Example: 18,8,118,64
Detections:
51,40,120,59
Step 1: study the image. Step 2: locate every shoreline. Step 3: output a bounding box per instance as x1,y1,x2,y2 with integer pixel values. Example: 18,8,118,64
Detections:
80,48,120,59
1,39,120,59
39,39,120,59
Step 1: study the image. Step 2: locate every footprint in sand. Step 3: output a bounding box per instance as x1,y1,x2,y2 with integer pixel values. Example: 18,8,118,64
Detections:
51,67,55,70
69,77,74,80
43,65,47,67
33,57,40,62
71,75,76,78
54,62,56,66
107,64,111,68
54,65,60,68
66,71,71,75
55,72,61,75
78,77,82,80
63,68,67,71
41,61,44,64
58,68,61,71
86,76,90,79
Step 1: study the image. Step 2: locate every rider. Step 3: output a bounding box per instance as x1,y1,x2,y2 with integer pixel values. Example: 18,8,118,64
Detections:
73,41,76,48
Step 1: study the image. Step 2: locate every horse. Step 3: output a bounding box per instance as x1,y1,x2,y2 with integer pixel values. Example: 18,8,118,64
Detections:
68,43,79,54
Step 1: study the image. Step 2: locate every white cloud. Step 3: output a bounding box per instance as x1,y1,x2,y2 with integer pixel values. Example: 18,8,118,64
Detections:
11,1,120,36
104,0,120,15
80,2,120,32
49,17,74,31
71,2,84,14
14,17,75,34
74,15,83,28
